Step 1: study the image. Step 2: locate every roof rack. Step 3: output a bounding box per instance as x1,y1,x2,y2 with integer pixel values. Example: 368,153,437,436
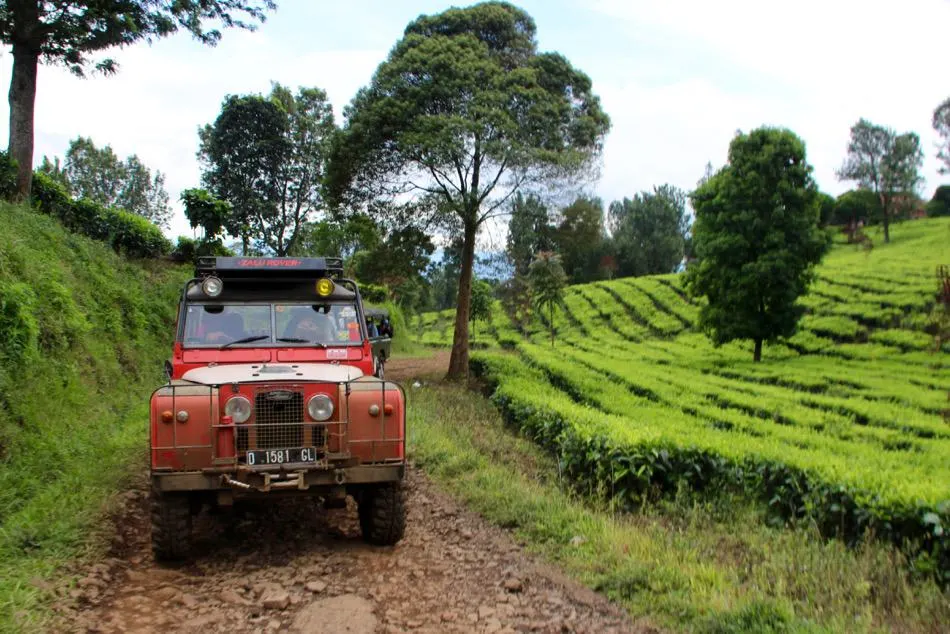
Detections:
195,256,345,279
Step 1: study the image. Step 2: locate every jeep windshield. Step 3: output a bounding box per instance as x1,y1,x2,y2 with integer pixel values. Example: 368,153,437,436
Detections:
182,302,364,348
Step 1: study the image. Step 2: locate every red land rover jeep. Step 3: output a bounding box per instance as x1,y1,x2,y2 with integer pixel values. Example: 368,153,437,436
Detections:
149,256,406,560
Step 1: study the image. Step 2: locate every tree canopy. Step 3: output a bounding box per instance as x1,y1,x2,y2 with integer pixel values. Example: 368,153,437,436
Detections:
2,0,276,199
836,118,923,243
686,127,830,362
933,97,950,175
51,136,172,227
506,193,554,277
198,83,336,255
329,1,610,378
529,251,567,347
608,184,689,277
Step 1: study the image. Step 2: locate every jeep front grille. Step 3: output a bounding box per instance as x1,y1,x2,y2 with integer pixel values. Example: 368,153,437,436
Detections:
234,389,327,453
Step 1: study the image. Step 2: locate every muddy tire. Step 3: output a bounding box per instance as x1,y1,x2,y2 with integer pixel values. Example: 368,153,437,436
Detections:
358,482,406,546
151,491,192,561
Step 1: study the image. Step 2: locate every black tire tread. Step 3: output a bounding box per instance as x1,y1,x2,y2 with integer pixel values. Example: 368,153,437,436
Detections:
358,482,406,546
151,491,192,561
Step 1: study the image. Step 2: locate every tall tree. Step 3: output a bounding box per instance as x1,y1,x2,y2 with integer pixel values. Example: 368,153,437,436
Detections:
933,97,950,174
555,195,607,283
528,251,566,347
506,192,554,277
60,136,172,227
329,2,610,379
608,184,689,277
199,84,335,255
685,127,830,362
837,118,923,243
0,1,275,200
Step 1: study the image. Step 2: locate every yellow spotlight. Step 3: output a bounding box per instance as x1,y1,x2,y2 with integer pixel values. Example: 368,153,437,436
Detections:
316,278,335,296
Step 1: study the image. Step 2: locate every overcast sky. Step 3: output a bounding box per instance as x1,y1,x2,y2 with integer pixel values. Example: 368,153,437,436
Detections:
1,0,948,245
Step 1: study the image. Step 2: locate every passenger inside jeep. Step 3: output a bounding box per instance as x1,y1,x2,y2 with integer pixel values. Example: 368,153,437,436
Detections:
283,308,334,343
204,312,246,344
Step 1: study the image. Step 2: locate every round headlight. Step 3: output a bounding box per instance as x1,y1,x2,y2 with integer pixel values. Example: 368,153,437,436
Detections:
307,394,334,421
201,276,223,297
224,396,252,423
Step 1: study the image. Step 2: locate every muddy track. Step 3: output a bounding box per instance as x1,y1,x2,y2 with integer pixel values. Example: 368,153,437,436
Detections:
54,355,646,634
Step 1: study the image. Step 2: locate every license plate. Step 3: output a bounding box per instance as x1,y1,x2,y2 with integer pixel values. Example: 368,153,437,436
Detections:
246,447,318,466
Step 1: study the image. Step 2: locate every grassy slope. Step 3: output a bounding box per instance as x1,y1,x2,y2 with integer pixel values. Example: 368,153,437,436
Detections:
0,202,189,632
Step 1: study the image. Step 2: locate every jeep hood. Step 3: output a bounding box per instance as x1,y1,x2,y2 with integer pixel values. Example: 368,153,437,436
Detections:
182,363,364,385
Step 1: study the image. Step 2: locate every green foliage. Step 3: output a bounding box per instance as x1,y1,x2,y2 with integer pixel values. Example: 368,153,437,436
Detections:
0,151,17,200
198,83,337,255
330,1,610,375
469,279,494,324
608,184,689,277
0,281,38,365
686,127,830,361
816,192,836,227
359,282,389,304
170,236,233,264
926,185,950,217
933,96,950,175
555,196,608,283
832,189,882,226
57,136,172,228
0,201,190,630
30,172,171,258
180,187,231,238
837,118,923,242
529,251,567,346
506,193,555,277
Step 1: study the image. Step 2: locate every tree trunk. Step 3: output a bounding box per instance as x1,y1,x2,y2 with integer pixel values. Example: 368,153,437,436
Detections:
8,41,39,201
753,338,762,362
447,219,478,379
880,193,890,244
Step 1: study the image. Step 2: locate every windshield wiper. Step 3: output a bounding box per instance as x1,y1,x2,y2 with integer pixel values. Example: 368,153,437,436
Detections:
219,335,270,349
276,338,326,348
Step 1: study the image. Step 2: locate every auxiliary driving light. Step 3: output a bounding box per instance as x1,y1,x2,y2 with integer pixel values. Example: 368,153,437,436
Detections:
201,276,224,297
224,396,252,424
308,394,334,421
316,278,335,297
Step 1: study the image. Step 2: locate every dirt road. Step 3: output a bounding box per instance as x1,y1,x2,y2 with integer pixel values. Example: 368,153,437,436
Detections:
54,354,643,634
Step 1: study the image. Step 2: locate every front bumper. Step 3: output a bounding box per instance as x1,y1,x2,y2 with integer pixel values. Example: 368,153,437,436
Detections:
152,462,405,493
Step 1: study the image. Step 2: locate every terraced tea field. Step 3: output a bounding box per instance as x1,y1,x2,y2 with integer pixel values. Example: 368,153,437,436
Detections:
412,217,950,576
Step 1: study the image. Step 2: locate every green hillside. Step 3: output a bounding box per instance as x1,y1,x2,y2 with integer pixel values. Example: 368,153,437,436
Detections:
413,217,950,576
0,202,189,632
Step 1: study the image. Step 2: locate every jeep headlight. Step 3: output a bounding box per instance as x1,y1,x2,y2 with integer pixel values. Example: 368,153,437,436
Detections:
307,394,334,421
224,396,252,423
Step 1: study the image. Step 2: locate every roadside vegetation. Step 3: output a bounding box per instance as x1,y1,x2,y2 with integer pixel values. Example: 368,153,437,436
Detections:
408,378,950,633
0,202,188,632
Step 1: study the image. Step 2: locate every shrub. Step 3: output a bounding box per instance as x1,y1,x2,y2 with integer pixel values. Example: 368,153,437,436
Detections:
171,236,233,263
30,171,171,258
359,282,389,304
0,151,17,201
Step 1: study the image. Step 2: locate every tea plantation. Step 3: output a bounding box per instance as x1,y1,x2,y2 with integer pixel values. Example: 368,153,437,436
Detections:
413,217,950,577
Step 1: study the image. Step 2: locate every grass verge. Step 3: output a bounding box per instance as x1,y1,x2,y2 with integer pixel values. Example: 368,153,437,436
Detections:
407,379,950,634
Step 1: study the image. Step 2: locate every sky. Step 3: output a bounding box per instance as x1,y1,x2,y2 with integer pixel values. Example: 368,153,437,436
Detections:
1,0,948,248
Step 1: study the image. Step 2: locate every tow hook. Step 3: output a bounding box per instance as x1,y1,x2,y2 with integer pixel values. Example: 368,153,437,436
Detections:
334,469,346,485
221,472,309,492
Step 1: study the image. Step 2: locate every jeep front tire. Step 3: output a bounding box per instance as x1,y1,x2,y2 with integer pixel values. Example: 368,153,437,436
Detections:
357,482,406,546
151,491,193,561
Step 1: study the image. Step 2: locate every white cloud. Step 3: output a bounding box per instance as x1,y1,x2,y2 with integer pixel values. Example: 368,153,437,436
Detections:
0,29,385,239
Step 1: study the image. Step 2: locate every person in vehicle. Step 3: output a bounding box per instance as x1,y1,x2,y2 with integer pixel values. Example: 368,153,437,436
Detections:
286,311,333,343
366,316,379,337
204,312,245,344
